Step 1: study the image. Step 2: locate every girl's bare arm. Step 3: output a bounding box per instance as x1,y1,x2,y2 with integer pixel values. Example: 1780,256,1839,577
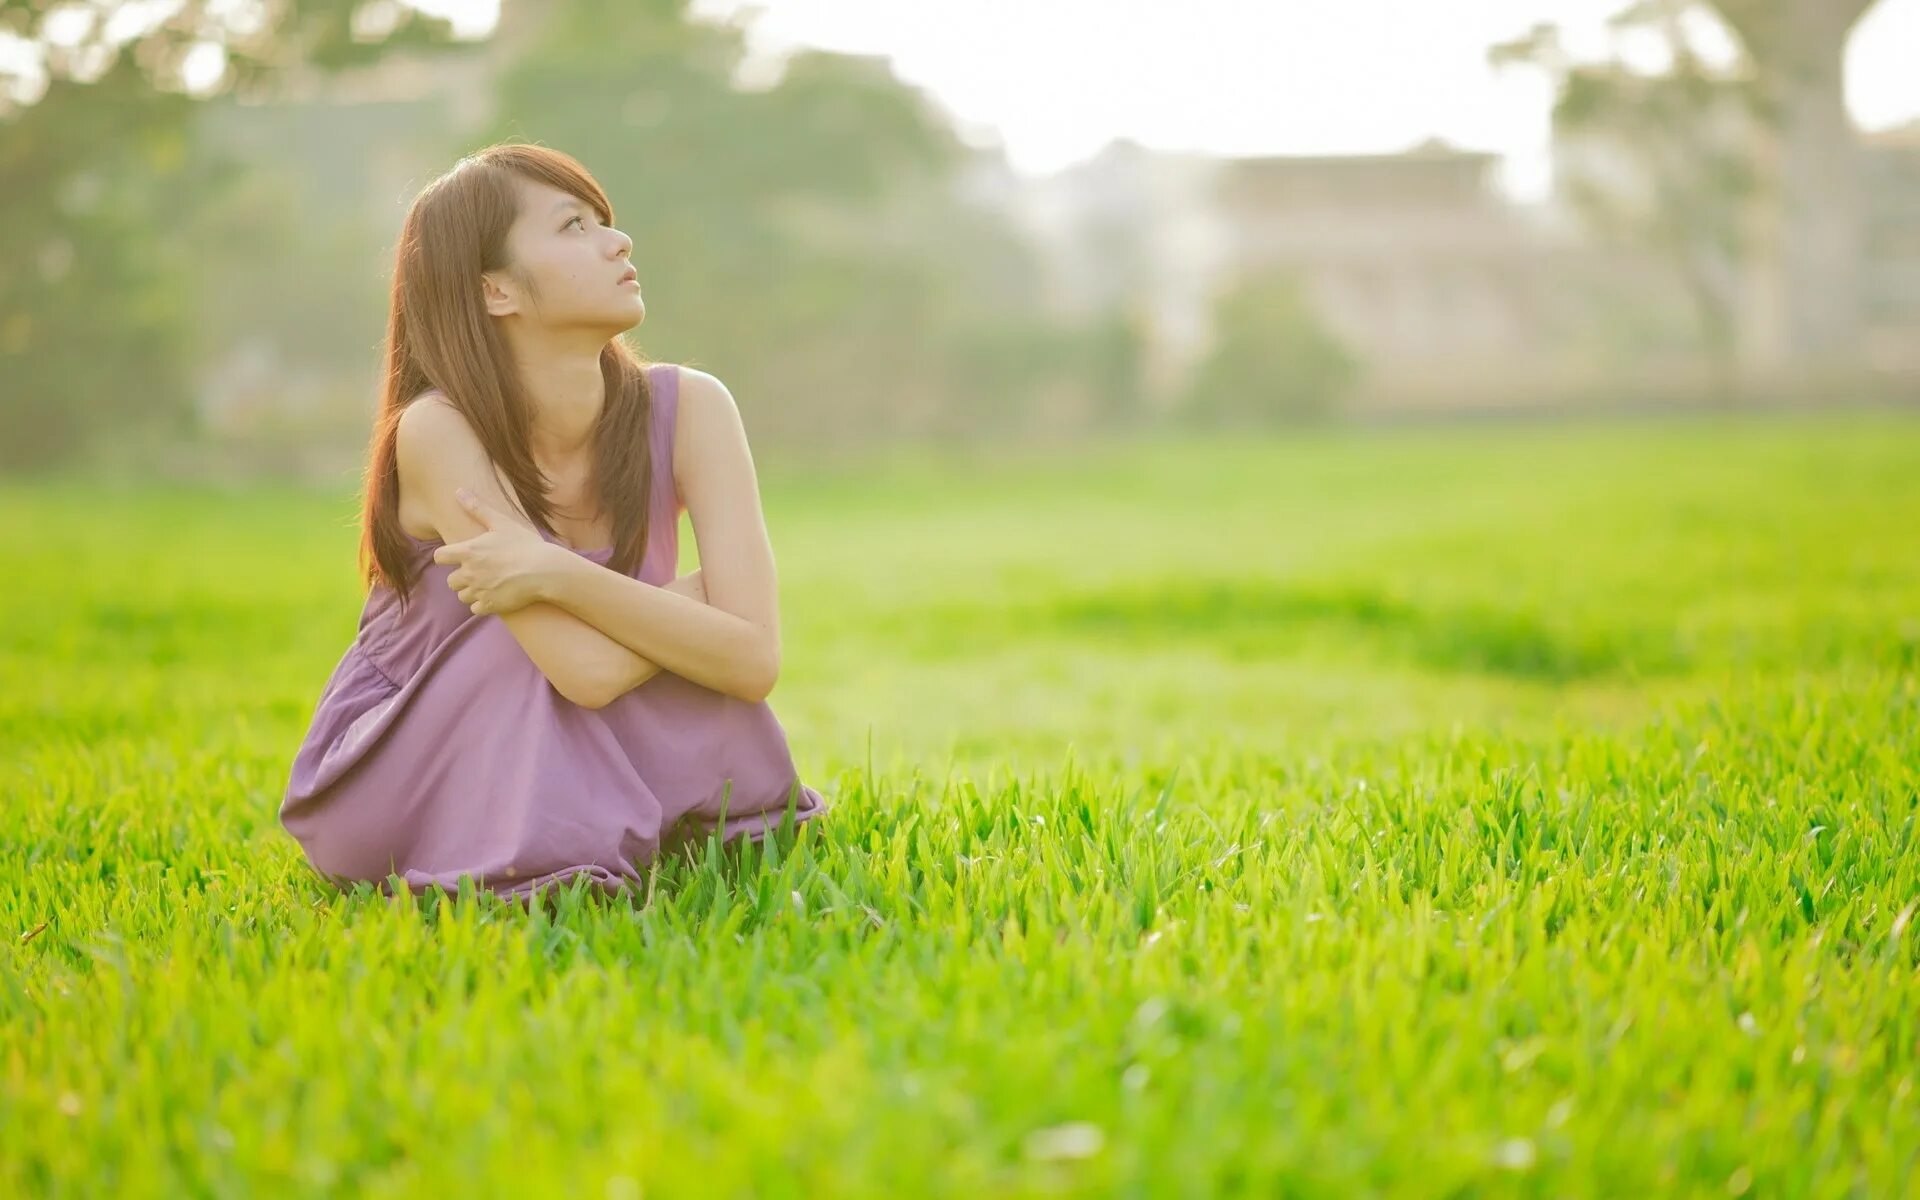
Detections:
615,568,708,691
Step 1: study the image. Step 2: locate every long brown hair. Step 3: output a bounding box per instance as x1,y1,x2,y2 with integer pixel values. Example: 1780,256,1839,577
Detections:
357,142,657,607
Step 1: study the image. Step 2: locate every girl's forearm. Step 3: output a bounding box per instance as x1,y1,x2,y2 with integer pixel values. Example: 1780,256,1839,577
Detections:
541,556,768,702
594,569,707,695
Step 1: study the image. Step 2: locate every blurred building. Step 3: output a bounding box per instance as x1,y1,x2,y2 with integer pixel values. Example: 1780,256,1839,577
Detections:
1207,142,1587,390
1011,111,1920,413
1009,137,1599,410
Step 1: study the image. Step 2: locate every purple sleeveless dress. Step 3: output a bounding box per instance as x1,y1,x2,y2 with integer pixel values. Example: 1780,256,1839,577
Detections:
280,363,829,900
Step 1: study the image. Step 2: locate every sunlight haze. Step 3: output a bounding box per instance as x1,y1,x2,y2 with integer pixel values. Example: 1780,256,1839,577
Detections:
678,0,1920,200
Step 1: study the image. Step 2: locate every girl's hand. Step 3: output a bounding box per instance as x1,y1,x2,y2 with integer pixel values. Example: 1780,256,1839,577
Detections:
433,488,568,617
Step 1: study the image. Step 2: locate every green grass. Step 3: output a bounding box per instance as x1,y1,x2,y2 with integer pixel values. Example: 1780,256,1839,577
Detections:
3,411,1916,1197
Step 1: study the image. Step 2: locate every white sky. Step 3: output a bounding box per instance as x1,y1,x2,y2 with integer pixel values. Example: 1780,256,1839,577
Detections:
431,0,1920,200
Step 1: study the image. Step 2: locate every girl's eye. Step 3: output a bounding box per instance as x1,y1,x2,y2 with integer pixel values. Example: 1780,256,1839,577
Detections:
565,215,584,230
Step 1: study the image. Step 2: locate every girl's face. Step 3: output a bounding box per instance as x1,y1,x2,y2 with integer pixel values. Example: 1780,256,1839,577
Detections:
483,177,643,336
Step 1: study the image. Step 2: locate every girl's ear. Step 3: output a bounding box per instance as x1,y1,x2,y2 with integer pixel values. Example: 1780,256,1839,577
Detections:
480,271,517,317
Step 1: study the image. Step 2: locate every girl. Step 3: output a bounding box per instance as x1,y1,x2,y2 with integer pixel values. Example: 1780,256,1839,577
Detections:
282,143,829,901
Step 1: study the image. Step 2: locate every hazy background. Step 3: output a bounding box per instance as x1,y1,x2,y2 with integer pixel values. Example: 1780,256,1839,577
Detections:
2,0,1917,480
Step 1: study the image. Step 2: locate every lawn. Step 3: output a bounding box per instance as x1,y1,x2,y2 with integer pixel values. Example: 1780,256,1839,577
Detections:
3,411,1916,1197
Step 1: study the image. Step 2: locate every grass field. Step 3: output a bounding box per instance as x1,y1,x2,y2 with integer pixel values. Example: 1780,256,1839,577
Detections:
3,412,1916,1197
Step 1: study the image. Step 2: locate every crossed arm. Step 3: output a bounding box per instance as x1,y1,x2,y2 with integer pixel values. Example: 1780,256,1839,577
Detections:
393,367,781,708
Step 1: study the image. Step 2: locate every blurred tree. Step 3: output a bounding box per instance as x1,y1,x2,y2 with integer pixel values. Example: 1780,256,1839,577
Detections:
1709,0,1880,360
1493,0,1884,378
0,56,201,468
1493,12,1763,403
1177,271,1358,428
0,0,465,473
